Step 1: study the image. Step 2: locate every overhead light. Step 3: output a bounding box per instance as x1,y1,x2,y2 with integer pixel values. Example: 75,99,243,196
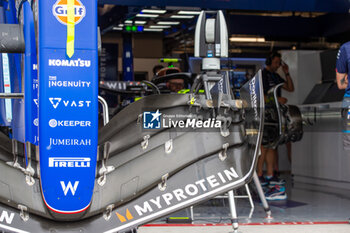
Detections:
118,24,124,27
150,25,171,29
144,28,163,32
229,37,266,42
229,49,243,53
178,11,201,15
124,20,133,24
136,13,159,18
157,21,180,25
171,15,194,19
135,21,147,25
141,9,166,14
113,27,123,31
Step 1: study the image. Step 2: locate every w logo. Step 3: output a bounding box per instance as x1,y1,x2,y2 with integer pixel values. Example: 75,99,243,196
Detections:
60,181,79,196
0,210,14,224
115,209,134,223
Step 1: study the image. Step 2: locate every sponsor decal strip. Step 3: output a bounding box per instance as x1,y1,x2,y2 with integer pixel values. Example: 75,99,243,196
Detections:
104,168,252,233
48,59,91,67
0,223,30,233
49,138,92,146
249,77,258,121
49,157,91,168
66,0,75,58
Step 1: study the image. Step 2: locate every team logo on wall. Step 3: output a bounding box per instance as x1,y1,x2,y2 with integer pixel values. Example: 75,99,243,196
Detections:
52,0,86,25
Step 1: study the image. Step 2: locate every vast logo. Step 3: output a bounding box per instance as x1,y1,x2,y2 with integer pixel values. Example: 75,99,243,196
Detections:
49,97,91,109
49,98,61,108
116,209,134,223
52,0,86,26
49,157,91,168
33,99,39,106
0,210,14,224
143,110,162,129
60,181,79,196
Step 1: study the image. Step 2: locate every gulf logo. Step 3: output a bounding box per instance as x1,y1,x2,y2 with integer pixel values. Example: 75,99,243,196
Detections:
52,0,86,25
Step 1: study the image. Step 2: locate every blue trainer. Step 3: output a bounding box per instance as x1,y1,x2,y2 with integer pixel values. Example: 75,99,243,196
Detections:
258,175,268,186
268,175,286,188
265,185,287,201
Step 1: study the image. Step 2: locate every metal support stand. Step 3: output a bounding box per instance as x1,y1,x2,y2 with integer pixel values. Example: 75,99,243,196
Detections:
24,142,35,186
98,95,109,126
226,172,272,233
190,206,194,220
228,190,239,233
252,171,272,219
7,139,24,170
189,171,272,230
125,228,137,233
245,184,255,210
0,93,24,99
97,142,114,186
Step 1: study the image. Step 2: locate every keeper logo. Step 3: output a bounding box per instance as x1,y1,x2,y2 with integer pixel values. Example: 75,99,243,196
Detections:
53,0,86,26
49,119,91,128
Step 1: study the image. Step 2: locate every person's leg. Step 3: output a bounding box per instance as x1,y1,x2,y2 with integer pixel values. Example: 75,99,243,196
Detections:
265,149,287,200
265,148,277,178
274,149,279,176
257,146,268,177
287,142,292,164
269,147,286,186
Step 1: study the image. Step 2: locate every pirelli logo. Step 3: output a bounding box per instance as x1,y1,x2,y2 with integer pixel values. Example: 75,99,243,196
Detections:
115,209,134,223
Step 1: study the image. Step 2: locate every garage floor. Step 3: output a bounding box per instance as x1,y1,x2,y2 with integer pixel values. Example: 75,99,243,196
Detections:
139,174,350,233
139,224,350,233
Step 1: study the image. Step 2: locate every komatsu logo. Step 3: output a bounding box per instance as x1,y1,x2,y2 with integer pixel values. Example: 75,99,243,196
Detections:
48,59,91,67
53,0,86,26
115,167,239,221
